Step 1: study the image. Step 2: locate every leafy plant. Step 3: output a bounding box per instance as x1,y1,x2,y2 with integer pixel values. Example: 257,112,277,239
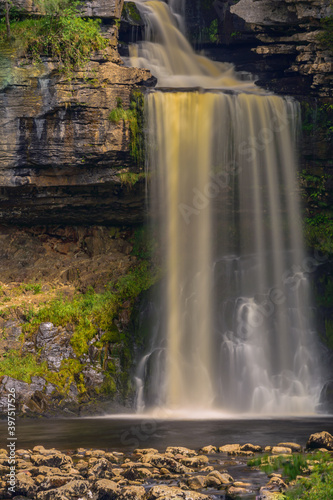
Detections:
282,454,333,500
21,283,42,294
248,454,308,481
0,0,108,79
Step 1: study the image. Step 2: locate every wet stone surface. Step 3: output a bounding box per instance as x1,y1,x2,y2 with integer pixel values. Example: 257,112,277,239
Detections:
0,437,328,500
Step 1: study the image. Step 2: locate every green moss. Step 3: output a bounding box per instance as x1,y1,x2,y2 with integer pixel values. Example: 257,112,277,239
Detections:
122,1,142,24
22,261,160,358
131,226,156,260
109,90,145,167
117,171,145,187
97,373,117,395
0,350,47,382
45,358,85,394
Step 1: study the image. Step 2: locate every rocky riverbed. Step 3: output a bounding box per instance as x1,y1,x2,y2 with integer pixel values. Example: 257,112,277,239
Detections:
0,431,332,499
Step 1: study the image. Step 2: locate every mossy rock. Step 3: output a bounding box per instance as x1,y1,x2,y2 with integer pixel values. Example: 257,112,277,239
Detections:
122,2,143,26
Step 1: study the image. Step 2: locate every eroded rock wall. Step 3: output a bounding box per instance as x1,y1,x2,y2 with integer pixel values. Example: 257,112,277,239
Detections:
0,0,154,225
185,0,333,97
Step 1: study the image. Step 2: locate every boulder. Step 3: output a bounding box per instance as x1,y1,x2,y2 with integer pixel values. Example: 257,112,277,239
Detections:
88,458,113,479
39,475,73,490
266,476,288,491
259,491,282,500
15,472,38,498
31,453,73,468
135,467,153,479
141,453,189,474
199,445,217,454
205,474,221,488
118,485,146,499
277,442,302,452
37,466,62,476
207,470,233,484
240,443,262,453
187,475,207,490
165,447,197,457
75,460,89,477
179,455,209,467
0,376,50,414
271,446,292,455
92,479,120,500
37,323,76,372
146,485,212,499
306,431,333,451
36,479,90,499
227,486,249,497
218,444,240,455
134,448,159,456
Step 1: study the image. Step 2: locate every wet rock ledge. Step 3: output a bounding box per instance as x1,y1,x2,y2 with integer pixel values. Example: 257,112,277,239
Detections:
0,431,332,499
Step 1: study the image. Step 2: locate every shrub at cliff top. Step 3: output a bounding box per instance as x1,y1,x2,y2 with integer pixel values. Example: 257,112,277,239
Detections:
0,0,108,78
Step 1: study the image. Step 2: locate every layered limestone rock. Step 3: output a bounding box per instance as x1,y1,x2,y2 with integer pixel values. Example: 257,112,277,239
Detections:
230,0,333,96
0,0,154,225
184,0,333,97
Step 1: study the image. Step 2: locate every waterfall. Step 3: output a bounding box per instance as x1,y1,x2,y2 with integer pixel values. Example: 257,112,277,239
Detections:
128,0,323,415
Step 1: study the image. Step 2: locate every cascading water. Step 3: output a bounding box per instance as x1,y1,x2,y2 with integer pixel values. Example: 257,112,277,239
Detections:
128,0,323,415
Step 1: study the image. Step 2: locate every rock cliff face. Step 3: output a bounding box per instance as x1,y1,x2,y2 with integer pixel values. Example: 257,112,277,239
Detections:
0,0,155,415
0,0,154,225
186,0,333,97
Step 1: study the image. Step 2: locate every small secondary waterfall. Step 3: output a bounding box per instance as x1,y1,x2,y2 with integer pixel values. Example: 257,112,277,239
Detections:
129,0,323,415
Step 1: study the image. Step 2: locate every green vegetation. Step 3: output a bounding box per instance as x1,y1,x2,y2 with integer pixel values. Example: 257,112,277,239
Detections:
318,3,333,52
131,226,156,260
248,452,333,500
109,91,145,167
0,351,87,394
282,454,333,500
21,283,42,294
0,350,47,382
0,0,108,79
299,171,333,255
301,102,333,136
122,1,142,25
45,358,86,394
304,215,333,255
202,19,219,44
117,171,145,187
21,261,159,357
248,454,308,481
0,247,160,397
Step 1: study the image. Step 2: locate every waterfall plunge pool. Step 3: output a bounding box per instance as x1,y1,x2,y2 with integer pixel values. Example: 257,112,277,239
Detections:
2,415,333,452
